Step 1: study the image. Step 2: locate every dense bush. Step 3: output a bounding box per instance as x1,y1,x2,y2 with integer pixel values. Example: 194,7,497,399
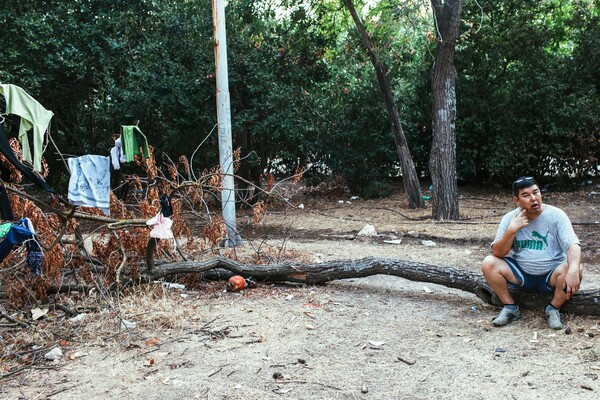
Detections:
0,0,597,196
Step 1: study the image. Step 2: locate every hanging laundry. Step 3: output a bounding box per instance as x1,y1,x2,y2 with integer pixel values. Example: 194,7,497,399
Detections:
0,124,54,192
0,83,54,172
109,133,126,198
27,250,43,276
22,217,43,276
121,125,150,162
6,218,35,244
110,134,125,170
0,239,12,262
146,194,174,239
159,194,173,217
0,185,14,220
0,220,34,262
67,155,111,215
146,212,174,240
0,222,11,237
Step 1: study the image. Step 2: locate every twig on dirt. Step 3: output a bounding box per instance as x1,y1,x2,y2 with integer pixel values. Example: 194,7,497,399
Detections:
0,307,29,328
50,303,78,317
303,311,316,319
45,384,78,398
207,367,223,377
30,365,62,371
0,366,27,381
397,355,416,365
272,380,342,390
143,369,159,378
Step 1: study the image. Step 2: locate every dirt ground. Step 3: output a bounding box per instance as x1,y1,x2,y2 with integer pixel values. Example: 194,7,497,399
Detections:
1,183,600,400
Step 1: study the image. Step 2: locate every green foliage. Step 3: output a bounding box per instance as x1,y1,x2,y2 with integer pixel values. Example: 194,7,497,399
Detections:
0,0,219,182
1,0,597,194
457,0,600,183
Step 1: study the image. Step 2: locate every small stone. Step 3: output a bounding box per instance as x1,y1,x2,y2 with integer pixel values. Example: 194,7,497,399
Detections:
272,372,283,379
121,319,137,329
44,347,63,361
70,313,88,323
358,224,377,237
564,326,572,335
495,347,506,353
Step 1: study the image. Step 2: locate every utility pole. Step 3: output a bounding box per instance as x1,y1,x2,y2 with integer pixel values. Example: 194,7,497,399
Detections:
212,0,241,246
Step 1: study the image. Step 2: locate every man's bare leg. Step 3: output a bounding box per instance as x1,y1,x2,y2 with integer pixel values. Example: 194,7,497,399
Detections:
481,256,523,326
481,255,521,304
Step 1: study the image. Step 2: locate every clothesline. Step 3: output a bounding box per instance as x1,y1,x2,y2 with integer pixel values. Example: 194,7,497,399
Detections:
1,83,167,277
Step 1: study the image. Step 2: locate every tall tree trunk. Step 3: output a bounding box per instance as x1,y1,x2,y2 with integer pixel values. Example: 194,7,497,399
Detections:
430,0,462,220
343,0,424,209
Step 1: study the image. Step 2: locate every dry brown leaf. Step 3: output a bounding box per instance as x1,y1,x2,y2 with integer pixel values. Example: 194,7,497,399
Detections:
145,337,160,347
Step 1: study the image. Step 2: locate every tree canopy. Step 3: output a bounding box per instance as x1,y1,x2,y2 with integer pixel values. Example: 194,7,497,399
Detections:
1,0,598,196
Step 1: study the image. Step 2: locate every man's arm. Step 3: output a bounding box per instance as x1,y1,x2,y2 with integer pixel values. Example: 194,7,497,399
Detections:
564,243,582,299
492,209,529,258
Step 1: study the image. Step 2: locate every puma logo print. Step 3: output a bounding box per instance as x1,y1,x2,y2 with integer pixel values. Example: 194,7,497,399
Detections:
515,230,549,251
532,230,549,246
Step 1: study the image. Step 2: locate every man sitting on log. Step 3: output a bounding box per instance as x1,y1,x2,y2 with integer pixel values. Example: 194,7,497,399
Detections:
481,176,582,329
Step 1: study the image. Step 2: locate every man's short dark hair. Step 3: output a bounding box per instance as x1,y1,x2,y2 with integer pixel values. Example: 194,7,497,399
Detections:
512,176,538,196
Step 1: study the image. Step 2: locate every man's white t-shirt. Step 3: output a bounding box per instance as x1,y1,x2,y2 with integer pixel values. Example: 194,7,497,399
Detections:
493,205,580,275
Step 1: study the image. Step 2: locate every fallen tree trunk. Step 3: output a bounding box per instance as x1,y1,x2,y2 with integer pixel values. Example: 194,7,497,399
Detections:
141,256,600,316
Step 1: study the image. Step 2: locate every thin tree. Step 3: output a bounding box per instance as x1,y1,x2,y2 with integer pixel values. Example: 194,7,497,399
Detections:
429,0,462,220
343,0,424,209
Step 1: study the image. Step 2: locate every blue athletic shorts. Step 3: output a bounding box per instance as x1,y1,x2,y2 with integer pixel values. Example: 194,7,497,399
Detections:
504,257,556,293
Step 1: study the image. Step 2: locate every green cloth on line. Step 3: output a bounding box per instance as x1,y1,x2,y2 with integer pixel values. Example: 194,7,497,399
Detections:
121,125,150,162
0,83,54,172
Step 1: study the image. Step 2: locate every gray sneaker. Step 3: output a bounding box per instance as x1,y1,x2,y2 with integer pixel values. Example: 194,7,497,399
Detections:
545,308,563,330
492,306,522,327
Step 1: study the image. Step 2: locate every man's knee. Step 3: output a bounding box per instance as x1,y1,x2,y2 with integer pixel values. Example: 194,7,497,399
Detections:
551,262,570,280
482,255,499,274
